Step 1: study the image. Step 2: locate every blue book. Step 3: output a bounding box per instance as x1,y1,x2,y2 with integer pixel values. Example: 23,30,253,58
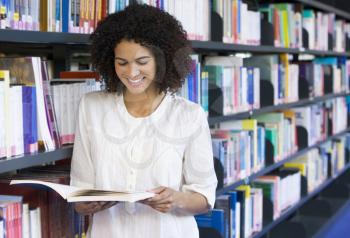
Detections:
257,126,266,168
247,67,254,107
195,209,225,238
61,0,69,32
314,57,338,65
201,72,209,112
22,86,37,154
227,191,238,238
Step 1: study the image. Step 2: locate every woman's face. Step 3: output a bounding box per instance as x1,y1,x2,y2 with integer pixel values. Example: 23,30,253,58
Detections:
114,40,157,96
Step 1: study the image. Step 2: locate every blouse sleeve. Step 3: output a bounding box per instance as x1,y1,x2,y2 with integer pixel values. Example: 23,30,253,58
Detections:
70,95,95,188
181,107,218,209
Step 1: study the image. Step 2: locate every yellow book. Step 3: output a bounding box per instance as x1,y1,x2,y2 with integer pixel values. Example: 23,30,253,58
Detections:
284,162,306,176
40,0,48,31
281,10,290,48
280,54,289,102
237,185,251,198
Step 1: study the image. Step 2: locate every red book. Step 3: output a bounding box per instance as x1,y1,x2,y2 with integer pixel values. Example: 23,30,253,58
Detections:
59,71,100,81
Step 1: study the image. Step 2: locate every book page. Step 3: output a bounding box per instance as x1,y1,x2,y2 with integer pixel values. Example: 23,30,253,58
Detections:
10,179,83,199
67,191,154,203
10,179,155,202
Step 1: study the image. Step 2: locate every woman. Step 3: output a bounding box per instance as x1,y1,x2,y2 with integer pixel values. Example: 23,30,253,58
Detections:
70,4,217,238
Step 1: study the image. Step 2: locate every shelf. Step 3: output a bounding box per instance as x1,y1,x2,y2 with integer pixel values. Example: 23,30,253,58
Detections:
295,0,350,21
208,92,350,125
191,41,299,54
252,162,350,238
0,29,90,45
0,146,74,174
0,30,350,57
216,129,350,195
191,40,350,56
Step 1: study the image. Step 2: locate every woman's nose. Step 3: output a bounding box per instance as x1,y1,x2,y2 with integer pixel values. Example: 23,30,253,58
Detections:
127,64,140,78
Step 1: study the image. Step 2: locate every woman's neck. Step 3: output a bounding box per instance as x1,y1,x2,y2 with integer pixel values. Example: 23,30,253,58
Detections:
123,89,165,118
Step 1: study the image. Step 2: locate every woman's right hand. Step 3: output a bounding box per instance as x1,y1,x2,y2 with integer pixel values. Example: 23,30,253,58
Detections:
74,201,118,215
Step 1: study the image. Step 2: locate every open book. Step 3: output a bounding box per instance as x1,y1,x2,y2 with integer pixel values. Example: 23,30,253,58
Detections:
10,180,154,203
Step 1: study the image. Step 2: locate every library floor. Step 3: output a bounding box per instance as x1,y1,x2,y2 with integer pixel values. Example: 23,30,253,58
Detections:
316,199,350,237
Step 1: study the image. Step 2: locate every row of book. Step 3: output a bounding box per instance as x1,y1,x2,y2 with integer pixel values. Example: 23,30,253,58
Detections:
51,79,102,144
195,169,301,238
245,55,350,104
0,0,210,39
260,3,350,51
213,97,349,187
0,0,107,33
196,133,350,238
213,0,261,45
179,55,350,116
0,165,87,238
2,0,350,51
0,56,101,159
0,57,56,158
0,196,42,238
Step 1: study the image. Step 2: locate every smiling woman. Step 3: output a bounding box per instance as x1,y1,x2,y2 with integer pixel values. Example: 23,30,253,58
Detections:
114,40,158,108
70,3,217,238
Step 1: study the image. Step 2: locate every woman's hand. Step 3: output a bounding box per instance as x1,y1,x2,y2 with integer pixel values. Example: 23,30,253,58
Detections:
142,186,180,213
142,186,210,215
74,201,118,215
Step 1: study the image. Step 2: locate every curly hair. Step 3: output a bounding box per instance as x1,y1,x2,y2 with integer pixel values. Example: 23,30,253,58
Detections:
90,4,193,94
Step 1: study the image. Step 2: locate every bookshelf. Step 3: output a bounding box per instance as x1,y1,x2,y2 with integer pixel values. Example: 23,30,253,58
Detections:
1,29,350,57
0,146,73,174
208,92,350,124
216,128,350,196
254,162,350,238
1,1,350,238
295,0,350,20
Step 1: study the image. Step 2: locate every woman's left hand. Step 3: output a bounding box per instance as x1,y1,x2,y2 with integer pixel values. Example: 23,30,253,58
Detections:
141,186,180,213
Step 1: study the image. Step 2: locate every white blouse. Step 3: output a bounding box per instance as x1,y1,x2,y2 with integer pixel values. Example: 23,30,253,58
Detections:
70,91,217,238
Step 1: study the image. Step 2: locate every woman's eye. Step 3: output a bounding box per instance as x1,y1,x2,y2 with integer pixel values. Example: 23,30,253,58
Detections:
117,62,127,66
137,60,148,65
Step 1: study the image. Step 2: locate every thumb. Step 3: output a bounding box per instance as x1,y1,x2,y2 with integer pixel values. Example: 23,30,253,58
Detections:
148,186,166,194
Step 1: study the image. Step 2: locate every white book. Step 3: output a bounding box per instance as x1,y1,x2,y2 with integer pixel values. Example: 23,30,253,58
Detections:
29,208,38,238
37,207,42,238
32,57,55,151
235,202,241,238
0,79,5,158
108,0,116,14
1,71,12,158
8,87,16,156
303,13,315,50
0,219,3,238
13,86,24,156
22,203,30,238
66,84,74,143
10,180,155,203
205,56,243,67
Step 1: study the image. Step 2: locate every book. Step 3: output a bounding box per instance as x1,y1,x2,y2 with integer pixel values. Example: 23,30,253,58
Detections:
10,180,154,203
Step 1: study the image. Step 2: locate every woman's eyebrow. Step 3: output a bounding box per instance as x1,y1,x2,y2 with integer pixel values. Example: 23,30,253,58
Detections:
114,56,152,60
